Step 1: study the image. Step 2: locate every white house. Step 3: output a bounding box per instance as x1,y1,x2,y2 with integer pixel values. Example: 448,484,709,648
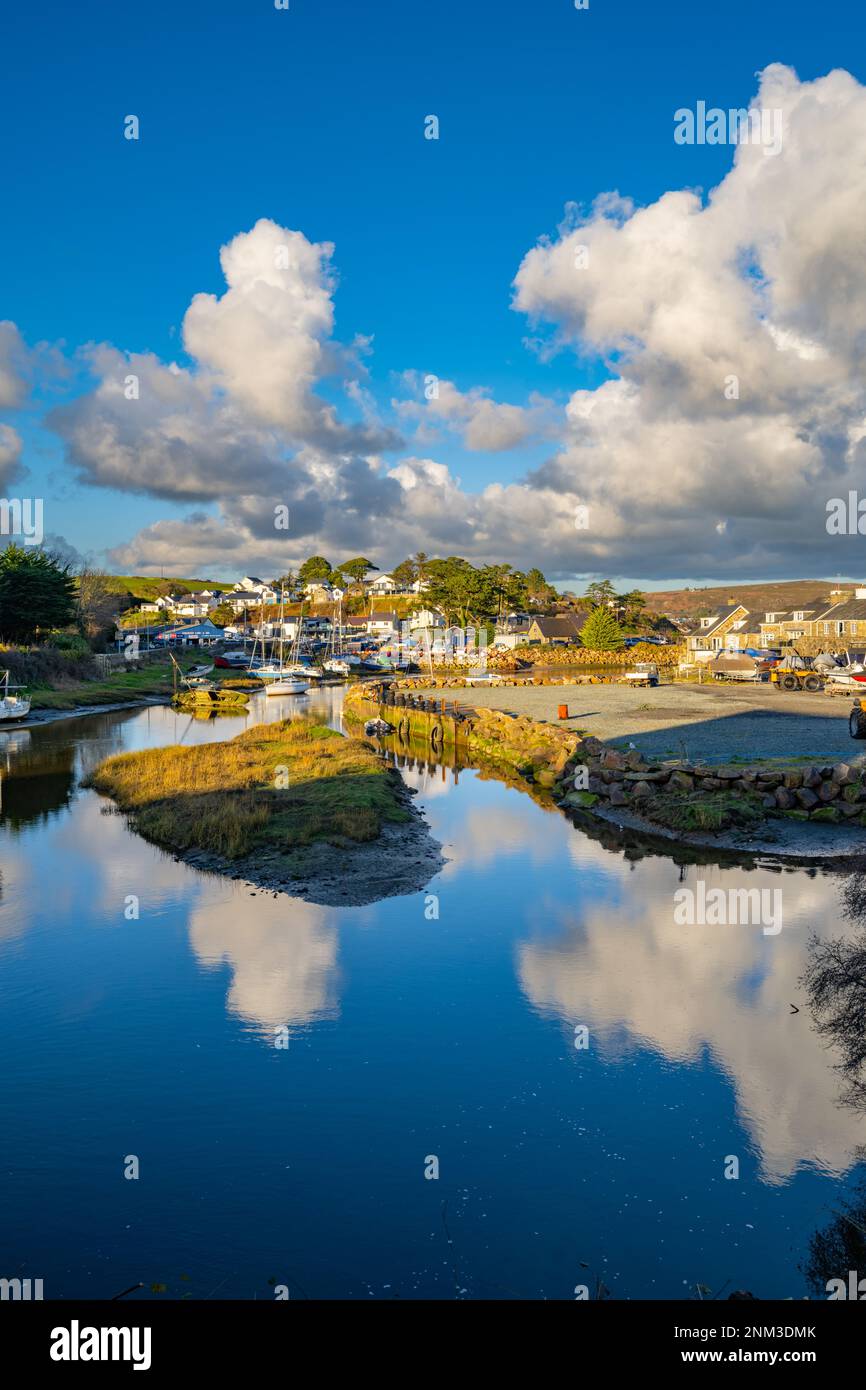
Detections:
261,617,301,641
367,611,399,636
232,577,277,605
408,608,444,633
369,573,397,595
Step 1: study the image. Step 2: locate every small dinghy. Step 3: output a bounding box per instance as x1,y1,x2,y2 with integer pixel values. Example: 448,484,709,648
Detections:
364,718,393,737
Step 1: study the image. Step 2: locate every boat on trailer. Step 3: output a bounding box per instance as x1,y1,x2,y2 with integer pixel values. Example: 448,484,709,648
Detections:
621,661,660,687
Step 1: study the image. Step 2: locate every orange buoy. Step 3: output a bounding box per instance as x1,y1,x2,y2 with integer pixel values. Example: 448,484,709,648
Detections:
558,703,569,719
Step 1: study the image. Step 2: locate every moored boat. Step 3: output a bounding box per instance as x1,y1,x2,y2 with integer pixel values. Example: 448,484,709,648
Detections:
0,671,31,722
171,686,249,710
264,679,309,696
364,718,392,736
284,661,323,680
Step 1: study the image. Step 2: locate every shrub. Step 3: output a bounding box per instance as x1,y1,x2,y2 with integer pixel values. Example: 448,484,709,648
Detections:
0,644,99,686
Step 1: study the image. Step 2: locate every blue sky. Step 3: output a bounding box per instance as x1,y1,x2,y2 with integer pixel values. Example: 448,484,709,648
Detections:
1,0,864,586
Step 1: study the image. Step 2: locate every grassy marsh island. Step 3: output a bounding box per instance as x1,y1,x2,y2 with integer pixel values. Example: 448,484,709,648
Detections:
85,716,443,905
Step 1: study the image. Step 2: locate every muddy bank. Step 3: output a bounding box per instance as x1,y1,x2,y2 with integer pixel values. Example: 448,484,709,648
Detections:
168,781,445,907
13,696,170,728
585,799,866,865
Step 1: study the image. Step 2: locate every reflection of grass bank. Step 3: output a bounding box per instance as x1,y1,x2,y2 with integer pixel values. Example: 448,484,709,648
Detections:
86,716,410,860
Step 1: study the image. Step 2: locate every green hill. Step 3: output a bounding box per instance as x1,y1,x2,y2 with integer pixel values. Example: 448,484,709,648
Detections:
106,575,233,604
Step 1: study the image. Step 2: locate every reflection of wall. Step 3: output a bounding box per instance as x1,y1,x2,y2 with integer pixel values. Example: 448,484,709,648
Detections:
188,893,340,1037
517,857,863,1184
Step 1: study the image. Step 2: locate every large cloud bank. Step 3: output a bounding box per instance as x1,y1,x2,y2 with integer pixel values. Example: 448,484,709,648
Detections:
11,64,865,578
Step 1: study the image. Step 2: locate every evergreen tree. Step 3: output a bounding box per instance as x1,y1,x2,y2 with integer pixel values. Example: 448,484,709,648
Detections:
339,557,376,589
298,556,332,583
579,605,625,651
584,578,618,608
0,545,77,642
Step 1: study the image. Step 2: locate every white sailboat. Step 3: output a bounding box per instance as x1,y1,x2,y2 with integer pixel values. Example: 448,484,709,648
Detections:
0,671,31,722
320,597,357,677
278,598,326,680
247,596,280,680
264,589,310,696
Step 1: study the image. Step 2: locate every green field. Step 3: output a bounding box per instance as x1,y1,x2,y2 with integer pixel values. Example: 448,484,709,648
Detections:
105,575,234,603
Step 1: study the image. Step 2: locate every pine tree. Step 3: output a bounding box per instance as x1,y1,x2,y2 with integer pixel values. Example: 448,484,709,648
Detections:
0,544,77,642
579,605,625,651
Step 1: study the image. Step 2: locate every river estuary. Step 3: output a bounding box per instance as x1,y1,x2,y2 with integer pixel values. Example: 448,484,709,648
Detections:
1,687,864,1300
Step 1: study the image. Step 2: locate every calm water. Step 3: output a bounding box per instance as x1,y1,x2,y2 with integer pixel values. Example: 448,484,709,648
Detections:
1,689,864,1300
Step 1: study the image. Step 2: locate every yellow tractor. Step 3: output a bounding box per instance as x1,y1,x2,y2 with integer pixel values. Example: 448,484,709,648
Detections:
770,667,823,692
770,650,823,692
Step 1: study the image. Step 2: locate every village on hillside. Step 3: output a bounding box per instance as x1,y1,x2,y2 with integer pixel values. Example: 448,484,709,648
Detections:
113,557,679,655
113,558,866,670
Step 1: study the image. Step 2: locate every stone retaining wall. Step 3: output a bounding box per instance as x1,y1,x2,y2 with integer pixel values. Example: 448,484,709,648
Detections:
343,681,579,779
559,738,866,832
512,642,683,668
392,673,620,690
345,680,866,834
